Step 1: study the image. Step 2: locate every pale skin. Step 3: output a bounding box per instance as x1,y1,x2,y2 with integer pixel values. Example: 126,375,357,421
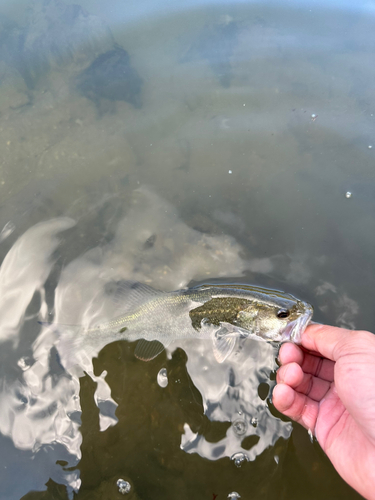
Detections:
273,324,375,500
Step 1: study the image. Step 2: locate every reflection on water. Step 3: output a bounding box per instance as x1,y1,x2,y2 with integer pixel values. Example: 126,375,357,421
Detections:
0,190,286,470
0,189,361,499
0,0,373,498
179,338,291,463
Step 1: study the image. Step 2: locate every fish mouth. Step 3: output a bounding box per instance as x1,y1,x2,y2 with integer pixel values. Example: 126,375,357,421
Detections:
281,302,314,343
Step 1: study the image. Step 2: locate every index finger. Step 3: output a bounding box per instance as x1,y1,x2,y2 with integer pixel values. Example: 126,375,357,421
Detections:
278,342,334,381
300,323,373,361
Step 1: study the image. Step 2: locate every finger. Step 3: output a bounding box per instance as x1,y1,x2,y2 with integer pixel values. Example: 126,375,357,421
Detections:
276,362,304,387
278,342,304,365
295,372,331,401
300,351,334,382
278,343,334,382
277,363,332,401
301,324,373,362
272,383,318,430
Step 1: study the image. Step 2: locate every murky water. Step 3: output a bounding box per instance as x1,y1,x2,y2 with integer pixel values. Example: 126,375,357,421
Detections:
0,0,373,498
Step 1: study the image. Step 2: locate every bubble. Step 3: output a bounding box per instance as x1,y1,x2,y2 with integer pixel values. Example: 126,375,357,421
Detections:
274,455,279,464
230,452,249,467
157,368,168,388
228,493,241,499
228,170,233,174
345,191,352,199
368,145,373,149
232,419,247,436
250,417,258,427
117,479,131,495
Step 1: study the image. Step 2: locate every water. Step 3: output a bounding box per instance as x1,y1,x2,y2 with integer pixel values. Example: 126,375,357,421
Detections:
0,0,372,498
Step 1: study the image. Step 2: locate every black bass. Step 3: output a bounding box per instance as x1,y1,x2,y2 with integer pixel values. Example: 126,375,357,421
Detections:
51,281,313,365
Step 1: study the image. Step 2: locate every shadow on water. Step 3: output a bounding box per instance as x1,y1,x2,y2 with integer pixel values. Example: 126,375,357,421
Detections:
0,0,373,498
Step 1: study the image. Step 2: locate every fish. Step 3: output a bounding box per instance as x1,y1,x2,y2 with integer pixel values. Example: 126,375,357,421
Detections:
50,281,313,366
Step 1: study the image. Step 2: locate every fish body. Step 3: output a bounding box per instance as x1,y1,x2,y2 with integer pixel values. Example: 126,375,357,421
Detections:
55,282,313,364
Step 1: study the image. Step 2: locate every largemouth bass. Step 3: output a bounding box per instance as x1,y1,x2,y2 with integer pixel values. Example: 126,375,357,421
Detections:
52,281,313,365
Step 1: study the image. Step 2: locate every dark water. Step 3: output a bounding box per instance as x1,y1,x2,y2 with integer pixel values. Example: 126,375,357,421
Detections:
0,0,373,498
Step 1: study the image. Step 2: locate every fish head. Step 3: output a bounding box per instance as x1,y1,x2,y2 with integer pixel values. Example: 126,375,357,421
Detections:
235,297,313,343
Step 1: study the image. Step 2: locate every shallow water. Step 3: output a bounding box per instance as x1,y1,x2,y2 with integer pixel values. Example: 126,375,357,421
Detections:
0,0,373,498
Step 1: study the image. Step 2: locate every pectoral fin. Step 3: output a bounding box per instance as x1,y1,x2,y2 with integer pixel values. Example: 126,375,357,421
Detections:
212,328,237,363
134,339,168,361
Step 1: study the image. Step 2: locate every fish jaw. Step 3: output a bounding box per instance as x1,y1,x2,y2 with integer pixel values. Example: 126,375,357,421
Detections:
281,301,313,343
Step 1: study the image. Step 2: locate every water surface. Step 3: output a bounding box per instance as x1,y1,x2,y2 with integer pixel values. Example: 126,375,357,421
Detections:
0,0,373,498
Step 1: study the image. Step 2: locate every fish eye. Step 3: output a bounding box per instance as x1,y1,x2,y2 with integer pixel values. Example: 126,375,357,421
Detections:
277,309,290,319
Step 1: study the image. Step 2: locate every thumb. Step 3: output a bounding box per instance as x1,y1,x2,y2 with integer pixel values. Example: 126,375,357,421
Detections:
300,324,374,362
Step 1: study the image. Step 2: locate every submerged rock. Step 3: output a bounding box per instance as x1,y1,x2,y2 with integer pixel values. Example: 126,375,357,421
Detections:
0,0,143,112
0,0,114,89
76,46,143,109
20,0,114,87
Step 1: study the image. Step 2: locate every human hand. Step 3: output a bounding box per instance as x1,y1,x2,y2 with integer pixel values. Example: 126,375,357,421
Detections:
273,324,375,500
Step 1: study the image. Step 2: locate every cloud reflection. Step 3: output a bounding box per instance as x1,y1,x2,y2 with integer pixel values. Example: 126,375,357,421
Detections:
0,187,358,495
177,338,292,462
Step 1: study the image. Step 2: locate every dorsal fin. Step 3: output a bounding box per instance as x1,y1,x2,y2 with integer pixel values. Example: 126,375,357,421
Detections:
104,280,163,315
